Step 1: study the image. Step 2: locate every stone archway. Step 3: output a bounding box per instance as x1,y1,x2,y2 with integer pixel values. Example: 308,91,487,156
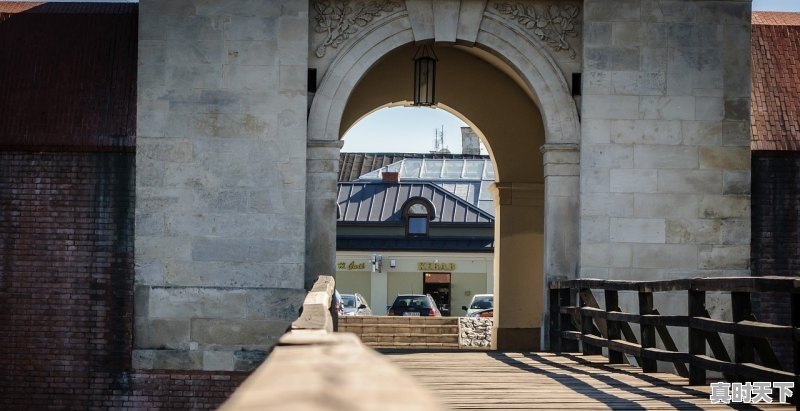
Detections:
306,0,581,350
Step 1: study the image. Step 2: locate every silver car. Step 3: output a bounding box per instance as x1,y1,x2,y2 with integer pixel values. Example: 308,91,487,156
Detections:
462,294,493,317
341,293,372,316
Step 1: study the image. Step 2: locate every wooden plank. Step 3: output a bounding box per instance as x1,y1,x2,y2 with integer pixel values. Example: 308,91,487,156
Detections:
552,276,800,293
735,320,794,340
692,276,798,292
382,351,783,411
638,278,693,293
640,314,690,327
689,316,735,334
580,333,609,349
641,347,689,364
607,339,641,356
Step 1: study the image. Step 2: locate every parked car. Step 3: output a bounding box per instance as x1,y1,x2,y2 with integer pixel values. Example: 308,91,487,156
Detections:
462,294,493,317
469,308,493,318
388,294,441,317
333,289,344,316
341,293,372,316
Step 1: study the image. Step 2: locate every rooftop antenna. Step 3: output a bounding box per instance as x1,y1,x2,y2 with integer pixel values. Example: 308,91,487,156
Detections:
431,125,449,154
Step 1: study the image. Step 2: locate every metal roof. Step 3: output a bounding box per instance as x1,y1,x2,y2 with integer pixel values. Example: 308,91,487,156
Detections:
337,236,494,252
337,182,494,224
355,158,495,215
339,152,488,182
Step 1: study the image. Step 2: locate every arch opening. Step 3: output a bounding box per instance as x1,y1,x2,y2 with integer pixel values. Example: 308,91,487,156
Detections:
308,14,581,351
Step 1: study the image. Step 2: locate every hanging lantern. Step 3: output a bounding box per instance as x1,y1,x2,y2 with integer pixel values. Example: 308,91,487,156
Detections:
412,45,437,106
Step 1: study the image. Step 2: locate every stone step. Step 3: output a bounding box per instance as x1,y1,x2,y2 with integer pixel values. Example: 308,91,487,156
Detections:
339,324,459,334
360,334,459,344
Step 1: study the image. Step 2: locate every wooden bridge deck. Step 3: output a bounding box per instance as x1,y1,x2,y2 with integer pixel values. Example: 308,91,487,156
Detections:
382,351,789,410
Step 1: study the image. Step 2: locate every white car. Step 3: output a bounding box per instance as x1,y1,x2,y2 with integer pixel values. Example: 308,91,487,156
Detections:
462,294,493,317
341,293,372,316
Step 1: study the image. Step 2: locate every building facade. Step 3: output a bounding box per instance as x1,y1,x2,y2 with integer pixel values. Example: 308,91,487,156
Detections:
0,0,764,408
336,156,495,315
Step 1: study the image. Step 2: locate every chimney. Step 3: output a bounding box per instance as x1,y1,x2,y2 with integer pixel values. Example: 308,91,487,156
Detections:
461,127,480,155
382,171,400,183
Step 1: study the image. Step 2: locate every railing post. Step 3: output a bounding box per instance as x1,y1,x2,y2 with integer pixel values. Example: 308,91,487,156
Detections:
688,289,706,385
605,289,623,364
638,291,657,372
580,288,602,355
561,288,580,352
731,291,753,381
549,287,561,352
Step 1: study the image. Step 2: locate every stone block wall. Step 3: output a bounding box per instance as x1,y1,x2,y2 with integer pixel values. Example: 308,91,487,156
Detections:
135,0,310,370
580,0,752,282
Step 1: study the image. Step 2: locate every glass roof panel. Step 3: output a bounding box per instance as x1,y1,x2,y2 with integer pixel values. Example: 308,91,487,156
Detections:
442,160,464,178
421,160,443,178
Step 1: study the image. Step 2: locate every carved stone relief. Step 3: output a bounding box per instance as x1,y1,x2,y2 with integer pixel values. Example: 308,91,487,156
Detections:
312,0,402,58
492,2,580,59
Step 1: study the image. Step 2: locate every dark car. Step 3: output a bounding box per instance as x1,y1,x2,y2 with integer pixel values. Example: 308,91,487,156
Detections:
387,294,441,317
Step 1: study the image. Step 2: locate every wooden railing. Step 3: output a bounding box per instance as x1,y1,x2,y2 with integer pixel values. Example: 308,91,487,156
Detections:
219,276,446,411
548,277,799,387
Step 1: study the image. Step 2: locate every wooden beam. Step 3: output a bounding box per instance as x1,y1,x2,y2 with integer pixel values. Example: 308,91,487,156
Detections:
639,291,657,373
580,288,602,355
701,307,736,381
688,290,706,385
731,292,753,382
651,309,689,378
605,289,623,364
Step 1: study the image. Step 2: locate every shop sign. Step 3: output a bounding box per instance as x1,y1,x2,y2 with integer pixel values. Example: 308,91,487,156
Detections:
417,262,456,271
337,261,367,270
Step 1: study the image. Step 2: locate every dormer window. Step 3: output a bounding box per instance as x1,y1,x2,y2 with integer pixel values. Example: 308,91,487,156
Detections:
403,198,435,237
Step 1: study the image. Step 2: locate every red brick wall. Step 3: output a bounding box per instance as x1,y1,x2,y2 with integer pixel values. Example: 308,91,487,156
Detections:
0,152,248,409
106,372,247,410
750,153,800,363
751,153,800,279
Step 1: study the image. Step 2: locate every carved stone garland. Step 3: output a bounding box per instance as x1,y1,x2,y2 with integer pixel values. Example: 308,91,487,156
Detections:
312,0,402,58
493,3,580,59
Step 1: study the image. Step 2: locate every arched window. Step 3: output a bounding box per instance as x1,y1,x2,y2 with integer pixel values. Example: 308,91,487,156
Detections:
403,198,435,237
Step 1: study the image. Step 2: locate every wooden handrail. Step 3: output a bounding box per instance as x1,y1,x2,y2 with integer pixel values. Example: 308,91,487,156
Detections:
219,275,447,411
548,276,800,389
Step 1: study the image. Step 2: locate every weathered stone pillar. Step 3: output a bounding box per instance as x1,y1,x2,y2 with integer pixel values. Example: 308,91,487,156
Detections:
490,182,544,351
305,139,343,289
540,143,580,349
541,143,581,281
